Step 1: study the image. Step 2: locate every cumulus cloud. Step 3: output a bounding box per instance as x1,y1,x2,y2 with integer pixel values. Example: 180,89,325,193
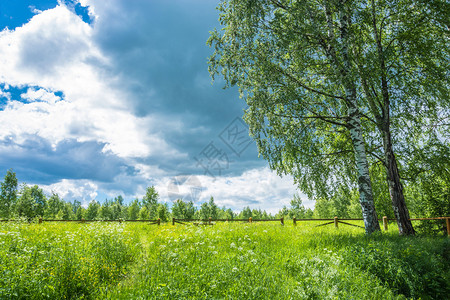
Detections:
41,179,99,206
155,167,304,214
21,87,61,104
0,4,184,159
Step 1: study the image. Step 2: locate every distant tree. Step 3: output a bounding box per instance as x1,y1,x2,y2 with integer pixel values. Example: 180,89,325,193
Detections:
251,209,262,220
56,202,74,220
313,198,333,219
115,195,124,206
15,185,46,219
208,197,218,219
110,196,124,219
142,186,159,219
15,185,35,219
44,193,65,219
172,199,187,219
0,169,18,218
72,200,81,215
76,206,85,220
332,188,351,219
138,206,149,220
289,194,307,219
276,206,289,219
172,199,196,219
261,210,270,220
86,200,100,220
217,206,235,220
30,185,46,217
199,202,210,220
240,206,252,219
184,201,196,219
157,203,170,222
128,199,141,220
305,208,314,219
225,208,234,220
98,203,112,220
405,141,450,234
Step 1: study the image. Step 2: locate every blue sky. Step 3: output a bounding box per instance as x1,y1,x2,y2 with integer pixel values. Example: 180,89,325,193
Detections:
0,0,308,212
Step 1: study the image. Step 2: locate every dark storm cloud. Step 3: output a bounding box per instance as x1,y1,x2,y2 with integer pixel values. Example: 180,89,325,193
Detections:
0,135,132,184
88,0,266,176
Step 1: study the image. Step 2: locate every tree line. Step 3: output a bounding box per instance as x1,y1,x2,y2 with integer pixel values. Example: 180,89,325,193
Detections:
2,169,446,233
0,170,280,221
0,170,450,233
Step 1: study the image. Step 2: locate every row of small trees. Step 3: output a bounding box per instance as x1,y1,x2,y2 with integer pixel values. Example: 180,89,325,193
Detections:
0,170,278,221
1,169,447,231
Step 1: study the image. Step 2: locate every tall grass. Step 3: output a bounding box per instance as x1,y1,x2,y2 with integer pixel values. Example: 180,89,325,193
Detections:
1,221,448,299
0,221,141,299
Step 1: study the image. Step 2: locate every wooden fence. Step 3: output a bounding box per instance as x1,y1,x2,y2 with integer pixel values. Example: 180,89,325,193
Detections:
0,218,162,225
291,216,450,236
172,217,284,226
172,216,450,236
1,216,448,236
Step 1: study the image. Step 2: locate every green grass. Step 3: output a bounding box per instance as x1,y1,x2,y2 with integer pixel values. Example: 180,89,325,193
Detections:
0,221,448,299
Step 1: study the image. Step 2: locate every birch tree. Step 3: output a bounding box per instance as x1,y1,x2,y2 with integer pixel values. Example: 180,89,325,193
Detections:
353,0,449,234
208,0,381,233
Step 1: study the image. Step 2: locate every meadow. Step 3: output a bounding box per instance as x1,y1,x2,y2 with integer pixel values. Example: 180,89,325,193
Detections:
0,220,448,299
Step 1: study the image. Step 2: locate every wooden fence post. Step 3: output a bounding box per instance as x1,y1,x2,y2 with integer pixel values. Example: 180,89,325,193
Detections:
383,216,388,231
280,217,284,225
157,218,161,226
172,217,175,226
39,218,43,224
446,218,450,237
334,216,338,228
293,217,297,226
209,217,212,225
81,218,85,224
249,217,252,223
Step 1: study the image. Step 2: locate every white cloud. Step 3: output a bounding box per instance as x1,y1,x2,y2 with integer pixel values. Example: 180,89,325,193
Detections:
155,167,310,214
40,179,98,207
0,4,182,159
0,86,10,101
21,87,61,104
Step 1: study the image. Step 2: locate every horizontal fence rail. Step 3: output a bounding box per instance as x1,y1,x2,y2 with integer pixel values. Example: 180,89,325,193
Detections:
1,216,448,236
0,218,162,225
172,217,285,225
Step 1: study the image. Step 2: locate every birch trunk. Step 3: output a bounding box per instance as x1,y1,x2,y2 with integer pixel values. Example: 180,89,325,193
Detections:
370,0,415,235
339,3,380,233
382,126,416,235
347,97,381,234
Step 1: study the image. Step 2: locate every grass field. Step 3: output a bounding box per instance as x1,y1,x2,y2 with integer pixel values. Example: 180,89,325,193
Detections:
0,221,448,299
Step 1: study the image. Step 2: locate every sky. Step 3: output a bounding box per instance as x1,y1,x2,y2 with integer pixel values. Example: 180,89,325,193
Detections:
0,0,311,213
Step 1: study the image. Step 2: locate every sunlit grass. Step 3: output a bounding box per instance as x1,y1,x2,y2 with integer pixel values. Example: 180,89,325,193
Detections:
1,221,448,299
